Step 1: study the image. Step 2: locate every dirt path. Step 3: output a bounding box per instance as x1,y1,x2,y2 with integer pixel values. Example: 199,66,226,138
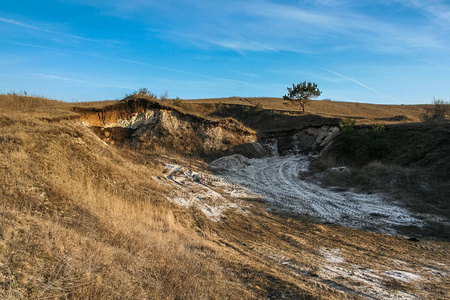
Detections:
210,154,422,234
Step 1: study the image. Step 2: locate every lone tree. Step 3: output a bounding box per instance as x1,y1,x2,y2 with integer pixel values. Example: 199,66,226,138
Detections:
283,81,322,113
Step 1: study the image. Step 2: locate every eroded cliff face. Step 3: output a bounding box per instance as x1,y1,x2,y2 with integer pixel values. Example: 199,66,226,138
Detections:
75,97,258,156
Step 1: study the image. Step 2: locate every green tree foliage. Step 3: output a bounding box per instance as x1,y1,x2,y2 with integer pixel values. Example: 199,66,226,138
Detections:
283,81,322,113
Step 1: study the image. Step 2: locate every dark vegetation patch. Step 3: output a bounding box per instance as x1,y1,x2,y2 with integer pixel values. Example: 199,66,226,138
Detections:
210,103,340,133
310,121,450,240
376,115,409,122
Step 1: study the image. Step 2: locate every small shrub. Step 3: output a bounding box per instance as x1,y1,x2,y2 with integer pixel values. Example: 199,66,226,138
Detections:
334,118,357,156
423,98,449,121
125,88,157,99
367,123,387,159
159,91,169,100
172,97,187,109
340,117,356,132
371,123,385,134
334,120,388,164
254,102,263,112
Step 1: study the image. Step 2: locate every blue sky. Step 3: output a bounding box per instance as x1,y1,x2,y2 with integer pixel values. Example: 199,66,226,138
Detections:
1,0,449,103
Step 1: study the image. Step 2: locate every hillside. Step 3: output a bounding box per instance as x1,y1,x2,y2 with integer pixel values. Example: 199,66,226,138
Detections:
1,94,449,299
185,97,427,124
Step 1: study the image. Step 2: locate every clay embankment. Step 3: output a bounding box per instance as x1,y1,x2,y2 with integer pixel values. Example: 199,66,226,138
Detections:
75,97,258,157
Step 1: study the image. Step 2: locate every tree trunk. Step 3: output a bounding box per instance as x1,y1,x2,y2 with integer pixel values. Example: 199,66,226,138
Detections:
300,103,305,113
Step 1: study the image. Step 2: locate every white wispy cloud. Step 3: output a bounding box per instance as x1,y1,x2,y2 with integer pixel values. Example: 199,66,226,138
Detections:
0,16,101,43
322,68,394,100
60,0,449,54
0,16,41,30
37,73,132,89
230,70,260,78
206,1,445,54
339,96,360,103
120,58,258,87
395,0,450,27
245,1,335,26
208,39,275,53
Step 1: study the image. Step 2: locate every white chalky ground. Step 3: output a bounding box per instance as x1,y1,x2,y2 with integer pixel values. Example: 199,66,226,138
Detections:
209,154,422,234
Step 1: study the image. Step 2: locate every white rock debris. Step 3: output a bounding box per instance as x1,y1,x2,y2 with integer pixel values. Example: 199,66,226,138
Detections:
320,248,345,263
157,162,258,221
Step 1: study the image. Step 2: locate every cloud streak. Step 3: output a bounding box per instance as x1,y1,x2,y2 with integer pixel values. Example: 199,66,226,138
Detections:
120,58,258,87
322,68,394,100
37,73,132,89
395,0,450,27
60,0,450,54
0,16,100,43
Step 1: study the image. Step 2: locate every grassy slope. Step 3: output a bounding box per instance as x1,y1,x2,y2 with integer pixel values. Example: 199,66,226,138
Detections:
71,95,427,125
185,97,427,124
0,95,246,299
1,94,449,299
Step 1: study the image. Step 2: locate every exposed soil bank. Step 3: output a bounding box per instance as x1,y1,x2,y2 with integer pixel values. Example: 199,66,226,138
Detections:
75,97,258,157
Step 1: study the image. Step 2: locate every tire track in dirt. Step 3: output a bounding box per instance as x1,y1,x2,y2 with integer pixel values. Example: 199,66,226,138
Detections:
210,154,422,234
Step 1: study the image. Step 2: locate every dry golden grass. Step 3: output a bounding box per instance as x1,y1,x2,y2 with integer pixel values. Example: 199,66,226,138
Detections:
0,95,248,299
66,94,429,125
0,94,77,121
186,97,427,124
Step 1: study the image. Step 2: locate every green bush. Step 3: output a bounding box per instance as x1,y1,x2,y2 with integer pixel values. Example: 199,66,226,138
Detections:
172,97,187,109
340,117,356,132
333,121,388,165
334,118,357,155
254,102,263,112
368,123,387,159
371,123,385,134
